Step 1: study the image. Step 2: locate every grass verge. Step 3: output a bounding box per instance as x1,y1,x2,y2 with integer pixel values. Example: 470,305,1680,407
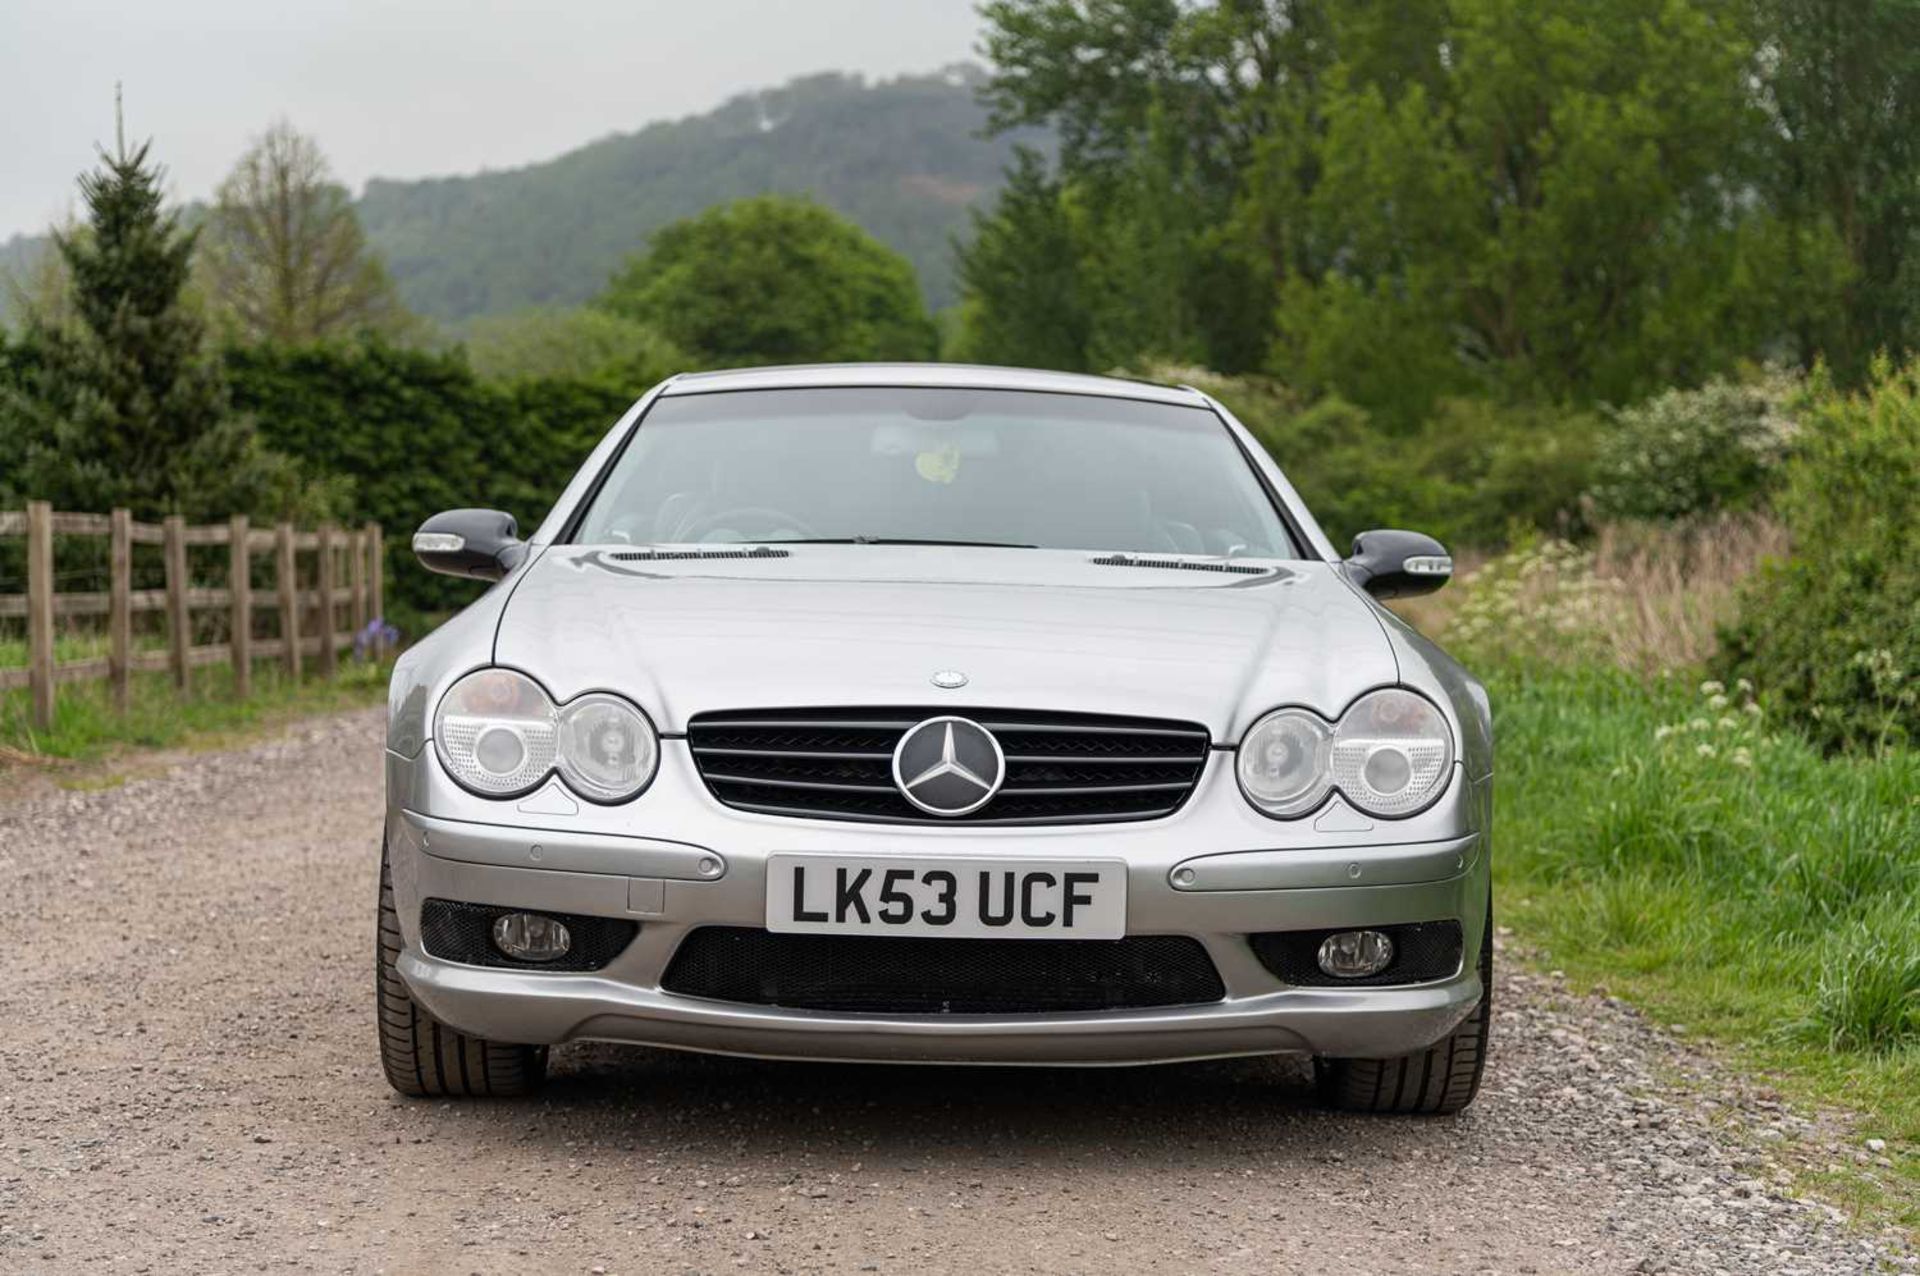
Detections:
1492,664,1918,1231
0,657,388,767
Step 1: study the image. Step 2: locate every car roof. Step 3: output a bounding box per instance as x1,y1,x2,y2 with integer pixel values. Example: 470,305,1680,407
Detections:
657,362,1208,407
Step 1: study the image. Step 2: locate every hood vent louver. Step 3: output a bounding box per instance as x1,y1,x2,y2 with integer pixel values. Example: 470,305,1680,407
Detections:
609,546,792,562
1089,553,1268,576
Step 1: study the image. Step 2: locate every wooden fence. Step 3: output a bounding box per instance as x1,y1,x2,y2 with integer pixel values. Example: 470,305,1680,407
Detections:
0,501,385,730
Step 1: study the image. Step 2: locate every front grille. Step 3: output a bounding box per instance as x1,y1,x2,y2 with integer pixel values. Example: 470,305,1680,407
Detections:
419,899,638,972
686,707,1210,824
661,927,1225,1014
1249,920,1464,988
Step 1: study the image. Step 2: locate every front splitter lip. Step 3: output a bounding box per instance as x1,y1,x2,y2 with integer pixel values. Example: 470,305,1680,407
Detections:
396,948,1483,1066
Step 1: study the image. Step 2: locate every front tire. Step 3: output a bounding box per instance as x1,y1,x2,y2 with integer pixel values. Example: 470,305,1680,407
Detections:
376,843,548,1097
1314,903,1493,1115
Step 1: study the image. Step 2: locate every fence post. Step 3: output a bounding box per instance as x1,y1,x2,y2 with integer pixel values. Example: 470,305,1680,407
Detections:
276,523,301,680
349,528,368,647
368,523,385,656
26,500,54,731
163,514,190,692
108,508,131,714
316,523,338,678
229,515,251,699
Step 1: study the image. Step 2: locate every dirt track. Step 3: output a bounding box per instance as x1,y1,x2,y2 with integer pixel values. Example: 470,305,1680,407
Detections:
0,710,1908,1274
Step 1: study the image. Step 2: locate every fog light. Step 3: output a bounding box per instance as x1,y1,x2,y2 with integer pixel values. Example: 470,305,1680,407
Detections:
1317,929,1395,979
491,912,572,962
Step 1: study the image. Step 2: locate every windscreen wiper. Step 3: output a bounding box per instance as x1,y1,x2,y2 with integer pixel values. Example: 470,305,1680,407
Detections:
766,537,1038,549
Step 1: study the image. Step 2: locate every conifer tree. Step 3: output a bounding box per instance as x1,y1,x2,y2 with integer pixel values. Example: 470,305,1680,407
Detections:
1,126,308,518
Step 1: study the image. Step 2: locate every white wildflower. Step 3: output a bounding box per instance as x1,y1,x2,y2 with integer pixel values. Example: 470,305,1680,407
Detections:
1699,680,1725,697
1696,743,1716,758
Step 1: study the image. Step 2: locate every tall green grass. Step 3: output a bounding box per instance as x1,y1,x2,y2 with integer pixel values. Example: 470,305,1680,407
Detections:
1493,666,1918,1224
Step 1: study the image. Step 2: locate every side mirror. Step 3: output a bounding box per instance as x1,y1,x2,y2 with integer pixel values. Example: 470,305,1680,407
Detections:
1344,529,1453,600
412,509,528,581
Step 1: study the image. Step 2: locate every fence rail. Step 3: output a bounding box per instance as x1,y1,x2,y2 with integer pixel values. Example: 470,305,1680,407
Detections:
1,501,385,730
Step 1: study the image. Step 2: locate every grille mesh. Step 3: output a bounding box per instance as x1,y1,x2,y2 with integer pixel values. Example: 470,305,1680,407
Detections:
1089,553,1269,575
419,899,638,972
610,546,791,562
662,927,1225,1014
686,707,1210,824
1249,920,1464,988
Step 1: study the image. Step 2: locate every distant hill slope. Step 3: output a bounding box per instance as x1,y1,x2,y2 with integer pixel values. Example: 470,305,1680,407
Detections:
0,65,1039,329
358,66,1036,322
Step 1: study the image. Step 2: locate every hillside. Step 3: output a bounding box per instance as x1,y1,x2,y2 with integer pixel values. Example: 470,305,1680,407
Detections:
358,65,1035,321
0,65,1039,328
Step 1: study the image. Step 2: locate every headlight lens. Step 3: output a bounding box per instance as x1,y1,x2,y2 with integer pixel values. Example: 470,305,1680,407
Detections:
433,670,657,802
556,693,659,803
1237,689,1454,819
434,669,557,796
1236,708,1333,816
1330,688,1454,816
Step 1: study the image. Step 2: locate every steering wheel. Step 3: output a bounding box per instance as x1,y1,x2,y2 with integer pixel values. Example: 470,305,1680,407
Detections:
680,506,821,543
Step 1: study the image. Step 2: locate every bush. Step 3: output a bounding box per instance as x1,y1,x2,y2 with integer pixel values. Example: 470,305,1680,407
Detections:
1589,370,1797,521
1718,359,1920,751
226,339,632,632
462,306,684,386
1180,367,1602,550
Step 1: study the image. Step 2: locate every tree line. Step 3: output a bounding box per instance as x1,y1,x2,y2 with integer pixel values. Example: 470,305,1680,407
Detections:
953,0,1920,425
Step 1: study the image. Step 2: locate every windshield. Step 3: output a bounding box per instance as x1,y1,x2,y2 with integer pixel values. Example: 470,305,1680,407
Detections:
571,386,1299,558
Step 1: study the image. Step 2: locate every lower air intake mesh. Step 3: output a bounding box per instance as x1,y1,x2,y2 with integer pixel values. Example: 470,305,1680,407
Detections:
1249,919,1464,988
661,927,1225,1014
419,899,638,972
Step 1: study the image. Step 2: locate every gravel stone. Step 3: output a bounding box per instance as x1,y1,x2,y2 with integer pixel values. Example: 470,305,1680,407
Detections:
0,708,1911,1273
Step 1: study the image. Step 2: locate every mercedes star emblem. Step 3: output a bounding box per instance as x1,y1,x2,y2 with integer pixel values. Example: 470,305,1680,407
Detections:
891,716,1005,816
930,669,969,689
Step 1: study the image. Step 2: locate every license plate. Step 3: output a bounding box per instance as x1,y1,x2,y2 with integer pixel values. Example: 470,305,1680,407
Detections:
766,854,1127,940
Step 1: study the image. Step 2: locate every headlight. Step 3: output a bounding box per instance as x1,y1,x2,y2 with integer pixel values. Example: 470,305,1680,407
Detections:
433,670,658,803
556,693,659,803
1237,688,1454,819
1236,709,1333,816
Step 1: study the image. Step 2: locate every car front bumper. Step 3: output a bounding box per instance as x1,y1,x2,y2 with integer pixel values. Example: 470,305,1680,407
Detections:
385,744,1491,1066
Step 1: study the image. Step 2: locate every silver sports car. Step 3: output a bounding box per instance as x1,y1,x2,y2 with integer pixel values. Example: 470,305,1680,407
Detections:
380,363,1494,1113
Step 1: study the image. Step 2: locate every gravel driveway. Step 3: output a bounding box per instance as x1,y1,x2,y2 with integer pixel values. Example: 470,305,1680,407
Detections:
0,710,1909,1274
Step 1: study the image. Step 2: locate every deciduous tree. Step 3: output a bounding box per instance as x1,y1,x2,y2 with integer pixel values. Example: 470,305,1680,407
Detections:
598,195,936,368
199,121,414,344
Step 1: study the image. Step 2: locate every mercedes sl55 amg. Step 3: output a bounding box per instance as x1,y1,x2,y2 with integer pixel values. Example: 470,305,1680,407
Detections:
379,363,1494,1113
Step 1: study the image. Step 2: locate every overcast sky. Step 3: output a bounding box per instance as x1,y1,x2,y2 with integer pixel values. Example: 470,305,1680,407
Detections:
0,0,983,240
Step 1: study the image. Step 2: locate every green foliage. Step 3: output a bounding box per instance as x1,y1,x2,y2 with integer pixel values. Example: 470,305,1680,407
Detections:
949,149,1091,370
352,69,1032,322
461,306,683,386
971,0,1864,418
225,339,630,630
0,140,326,522
599,195,936,368
1268,0,1832,425
1755,0,1920,380
1187,369,1600,549
1590,372,1799,522
1719,360,1920,751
